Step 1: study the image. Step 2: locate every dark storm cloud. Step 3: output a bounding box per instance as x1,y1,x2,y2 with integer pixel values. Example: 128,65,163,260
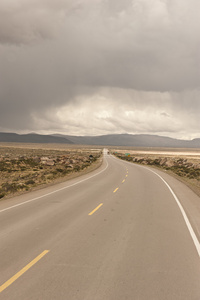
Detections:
0,0,200,137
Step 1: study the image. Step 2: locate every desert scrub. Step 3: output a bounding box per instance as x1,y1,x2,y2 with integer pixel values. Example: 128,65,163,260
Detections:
164,166,200,181
0,146,102,198
25,179,35,185
21,158,39,168
1,182,26,194
20,166,26,171
74,165,81,172
81,163,90,169
56,168,64,173
0,161,8,171
0,188,5,199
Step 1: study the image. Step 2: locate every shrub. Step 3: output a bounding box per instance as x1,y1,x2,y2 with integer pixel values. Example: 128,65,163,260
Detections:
25,179,35,185
0,189,6,199
2,183,19,193
0,162,7,171
56,168,64,173
62,169,70,175
152,159,160,165
74,165,81,172
20,167,27,171
24,158,38,167
81,163,89,169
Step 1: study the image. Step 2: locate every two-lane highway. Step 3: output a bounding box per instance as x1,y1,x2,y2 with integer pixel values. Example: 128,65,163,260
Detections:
1,150,200,299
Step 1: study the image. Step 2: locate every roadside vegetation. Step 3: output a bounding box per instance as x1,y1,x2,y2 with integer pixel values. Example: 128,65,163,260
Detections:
0,145,102,199
113,152,200,196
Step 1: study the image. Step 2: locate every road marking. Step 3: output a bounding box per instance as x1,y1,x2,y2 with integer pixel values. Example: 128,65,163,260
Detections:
118,156,200,258
0,157,109,214
122,179,125,183
0,250,49,293
148,168,200,258
113,188,119,193
126,175,128,177
88,203,103,216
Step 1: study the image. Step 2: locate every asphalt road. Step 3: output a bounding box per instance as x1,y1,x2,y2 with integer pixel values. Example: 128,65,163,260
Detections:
0,149,200,299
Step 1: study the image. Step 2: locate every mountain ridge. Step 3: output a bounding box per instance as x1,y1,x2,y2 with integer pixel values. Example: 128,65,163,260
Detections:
0,132,73,144
0,132,200,148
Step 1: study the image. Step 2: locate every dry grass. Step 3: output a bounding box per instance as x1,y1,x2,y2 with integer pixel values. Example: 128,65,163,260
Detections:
0,143,102,200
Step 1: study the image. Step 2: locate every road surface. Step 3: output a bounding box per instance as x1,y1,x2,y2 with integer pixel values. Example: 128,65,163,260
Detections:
0,149,200,299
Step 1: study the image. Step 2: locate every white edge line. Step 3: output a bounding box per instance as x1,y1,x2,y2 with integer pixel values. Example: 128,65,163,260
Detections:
113,155,200,257
149,168,200,257
0,155,108,214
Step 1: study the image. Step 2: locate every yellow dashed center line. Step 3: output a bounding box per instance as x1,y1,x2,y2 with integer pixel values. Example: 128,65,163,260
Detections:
113,188,119,193
126,175,128,177
122,179,125,183
0,250,49,293
88,203,103,216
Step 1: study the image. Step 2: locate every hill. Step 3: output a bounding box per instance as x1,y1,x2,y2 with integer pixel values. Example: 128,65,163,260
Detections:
1,132,200,148
0,132,73,144
56,133,200,148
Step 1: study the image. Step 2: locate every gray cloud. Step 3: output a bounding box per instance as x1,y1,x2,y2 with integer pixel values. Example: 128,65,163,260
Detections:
0,0,200,138
0,0,79,45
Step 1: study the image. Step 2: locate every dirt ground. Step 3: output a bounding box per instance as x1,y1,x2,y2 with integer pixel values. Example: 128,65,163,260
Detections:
0,143,103,200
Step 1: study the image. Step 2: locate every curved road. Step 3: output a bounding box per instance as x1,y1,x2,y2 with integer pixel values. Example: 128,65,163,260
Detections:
0,150,200,299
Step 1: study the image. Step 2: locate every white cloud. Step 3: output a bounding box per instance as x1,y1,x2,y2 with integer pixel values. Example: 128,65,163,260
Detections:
30,88,200,139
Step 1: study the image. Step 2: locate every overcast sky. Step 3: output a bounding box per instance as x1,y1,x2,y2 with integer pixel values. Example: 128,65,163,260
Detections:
0,0,200,139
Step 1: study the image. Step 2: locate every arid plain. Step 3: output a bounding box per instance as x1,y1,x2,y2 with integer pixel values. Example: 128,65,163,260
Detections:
0,143,102,200
0,143,200,199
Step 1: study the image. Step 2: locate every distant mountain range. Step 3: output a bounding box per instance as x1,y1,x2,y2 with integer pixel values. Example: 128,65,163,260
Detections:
0,132,200,148
0,132,73,144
